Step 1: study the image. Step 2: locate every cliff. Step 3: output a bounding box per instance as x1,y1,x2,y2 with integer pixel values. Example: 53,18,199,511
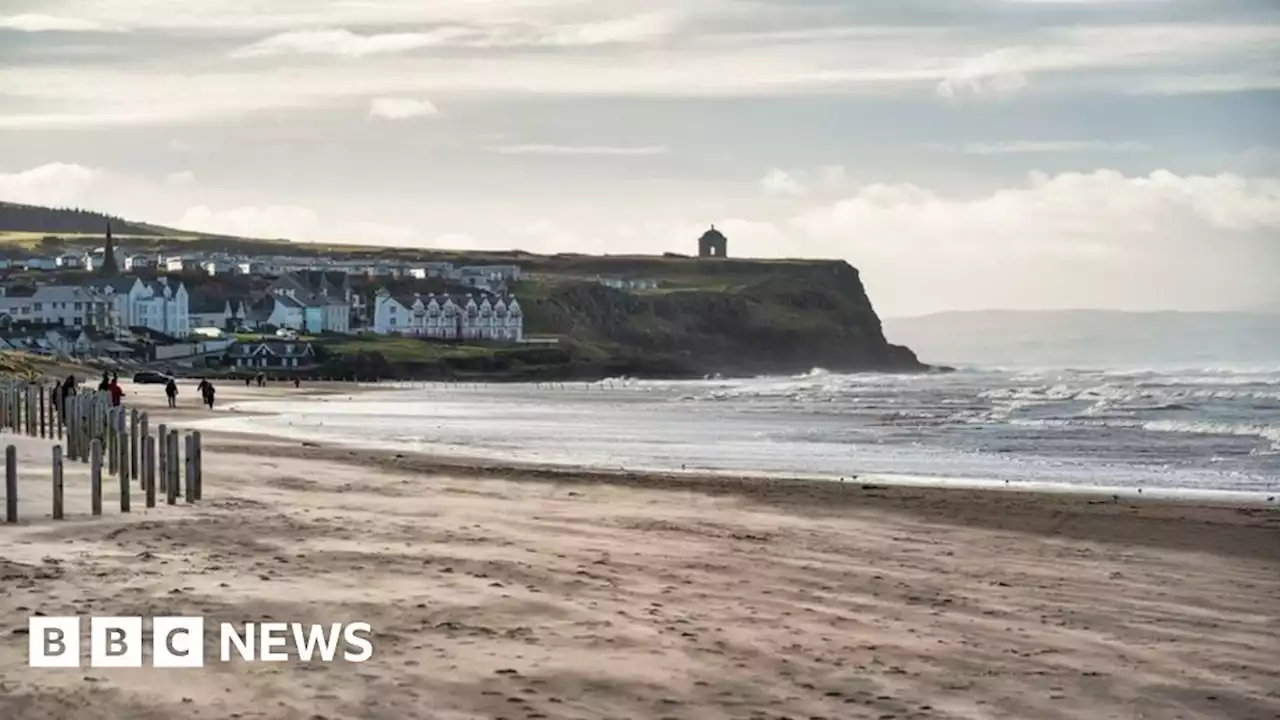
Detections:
519,258,924,377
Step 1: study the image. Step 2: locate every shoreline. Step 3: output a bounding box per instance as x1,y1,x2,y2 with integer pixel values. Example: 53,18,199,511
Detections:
176,380,1279,505
197,432,1280,564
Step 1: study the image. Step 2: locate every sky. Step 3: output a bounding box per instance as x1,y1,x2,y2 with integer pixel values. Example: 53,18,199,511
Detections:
0,0,1277,317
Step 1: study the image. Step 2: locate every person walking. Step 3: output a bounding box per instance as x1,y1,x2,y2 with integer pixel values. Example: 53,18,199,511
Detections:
164,378,178,408
201,381,216,409
60,375,76,418
97,370,111,392
107,376,125,407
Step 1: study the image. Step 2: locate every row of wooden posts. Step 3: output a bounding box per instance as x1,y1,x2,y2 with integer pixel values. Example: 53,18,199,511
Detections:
1,381,203,523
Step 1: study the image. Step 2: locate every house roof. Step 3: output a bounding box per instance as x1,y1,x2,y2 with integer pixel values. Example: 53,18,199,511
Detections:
30,285,99,303
189,294,226,314
273,293,305,309
228,340,315,358
82,277,137,294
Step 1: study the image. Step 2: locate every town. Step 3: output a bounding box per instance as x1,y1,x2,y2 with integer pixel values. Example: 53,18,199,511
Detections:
0,225,533,374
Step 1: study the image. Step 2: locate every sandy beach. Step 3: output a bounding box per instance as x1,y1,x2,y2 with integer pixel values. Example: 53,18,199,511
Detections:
1,381,1278,720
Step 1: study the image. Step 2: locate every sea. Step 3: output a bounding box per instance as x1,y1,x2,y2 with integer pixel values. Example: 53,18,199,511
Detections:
196,364,1280,500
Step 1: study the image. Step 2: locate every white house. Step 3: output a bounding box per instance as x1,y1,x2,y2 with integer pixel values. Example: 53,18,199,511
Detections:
124,254,154,272
265,293,306,331
408,262,455,280
164,257,201,273
189,296,245,330
56,254,83,269
24,257,58,271
92,277,191,337
266,273,351,334
372,290,523,341
202,259,234,275
0,285,106,328
598,276,659,290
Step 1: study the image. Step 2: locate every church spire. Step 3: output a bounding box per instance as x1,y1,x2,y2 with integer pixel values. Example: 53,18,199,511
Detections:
99,221,119,276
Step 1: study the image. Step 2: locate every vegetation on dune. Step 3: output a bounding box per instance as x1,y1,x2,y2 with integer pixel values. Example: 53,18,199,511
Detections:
0,351,93,382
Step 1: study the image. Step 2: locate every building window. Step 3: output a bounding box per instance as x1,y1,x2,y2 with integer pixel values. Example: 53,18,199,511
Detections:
33,303,42,311
74,302,82,311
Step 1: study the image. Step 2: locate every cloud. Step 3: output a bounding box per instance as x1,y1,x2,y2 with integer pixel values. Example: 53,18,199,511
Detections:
959,141,1151,154
164,170,197,187
936,50,1030,101
0,163,104,206
483,144,669,156
0,14,124,32
4,18,1277,128
759,169,807,196
232,15,674,57
177,205,321,239
368,97,439,119
175,204,422,245
232,29,447,58
788,169,1280,313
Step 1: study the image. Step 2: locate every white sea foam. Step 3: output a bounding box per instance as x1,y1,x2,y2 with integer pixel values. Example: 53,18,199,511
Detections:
204,365,1280,495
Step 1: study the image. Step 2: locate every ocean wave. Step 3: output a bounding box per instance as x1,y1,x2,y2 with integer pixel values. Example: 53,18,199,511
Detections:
1141,420,1280,449
1008,417,1280,449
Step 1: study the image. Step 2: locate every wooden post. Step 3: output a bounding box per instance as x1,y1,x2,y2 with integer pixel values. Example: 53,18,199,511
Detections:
107,408,118,475
166,431,178,506
119,438,130,513
55,387,63,441
130,409,139,481
38,384,46,438
192,431,203,501
90,439,103,516
157,423,168,495
144,435,156,508
118,418,130,509
5,445,16,523
52,445,64,520
184,433,195,504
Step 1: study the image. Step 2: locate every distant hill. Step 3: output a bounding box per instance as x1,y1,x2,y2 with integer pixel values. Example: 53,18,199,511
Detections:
883,309,1280,369
0,201,192,236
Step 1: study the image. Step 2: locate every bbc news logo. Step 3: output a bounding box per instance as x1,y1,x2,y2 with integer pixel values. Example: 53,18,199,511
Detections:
28,616,374,668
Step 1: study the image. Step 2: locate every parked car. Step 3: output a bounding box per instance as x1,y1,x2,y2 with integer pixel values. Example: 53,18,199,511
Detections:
275,328,299,340
132,371,173,385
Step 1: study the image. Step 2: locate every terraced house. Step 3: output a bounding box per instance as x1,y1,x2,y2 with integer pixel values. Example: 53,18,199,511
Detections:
371,291,523,341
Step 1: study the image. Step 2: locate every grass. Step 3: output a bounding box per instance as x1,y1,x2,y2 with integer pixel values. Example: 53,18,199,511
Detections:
0,350,92,381
318,336,498,363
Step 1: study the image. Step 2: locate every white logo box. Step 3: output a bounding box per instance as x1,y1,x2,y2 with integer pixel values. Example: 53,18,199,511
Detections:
29,616,205,668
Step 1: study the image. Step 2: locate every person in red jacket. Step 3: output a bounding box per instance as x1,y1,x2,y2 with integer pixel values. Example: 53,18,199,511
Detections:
107,377,125,407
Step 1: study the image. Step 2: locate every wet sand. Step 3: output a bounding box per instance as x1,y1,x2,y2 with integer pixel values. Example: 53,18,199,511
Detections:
0,381,1277,719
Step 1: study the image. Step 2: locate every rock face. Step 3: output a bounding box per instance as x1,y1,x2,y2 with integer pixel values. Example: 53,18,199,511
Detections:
525,260,926,377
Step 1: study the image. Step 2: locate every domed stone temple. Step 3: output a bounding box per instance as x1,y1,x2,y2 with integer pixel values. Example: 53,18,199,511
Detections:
698,224,727,258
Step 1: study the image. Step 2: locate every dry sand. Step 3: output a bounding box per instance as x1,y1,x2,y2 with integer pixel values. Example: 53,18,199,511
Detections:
0,381,1277,720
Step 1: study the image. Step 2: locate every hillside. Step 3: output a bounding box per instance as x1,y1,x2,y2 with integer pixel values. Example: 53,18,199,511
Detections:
884,309,1280,369
0,201,188,237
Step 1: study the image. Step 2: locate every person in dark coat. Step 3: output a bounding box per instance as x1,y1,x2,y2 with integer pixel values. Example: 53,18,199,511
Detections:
164,378,178,408
60,375,76,417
